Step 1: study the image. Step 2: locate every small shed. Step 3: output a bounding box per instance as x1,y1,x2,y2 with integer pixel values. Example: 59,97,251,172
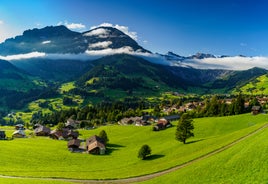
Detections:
34,125,51,136
252,106,261,115
67,139,81,150
86,135,106,155
12,130,26,138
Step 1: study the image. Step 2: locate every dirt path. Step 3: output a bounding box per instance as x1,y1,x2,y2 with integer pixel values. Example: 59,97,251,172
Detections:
1,123,268,184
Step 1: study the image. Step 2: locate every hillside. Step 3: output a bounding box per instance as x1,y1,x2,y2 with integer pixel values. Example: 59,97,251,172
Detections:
0,113,266,182
0,59,48,110
233,73,268,95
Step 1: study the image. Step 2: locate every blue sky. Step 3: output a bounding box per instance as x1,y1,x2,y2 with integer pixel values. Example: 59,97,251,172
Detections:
0,0,268,56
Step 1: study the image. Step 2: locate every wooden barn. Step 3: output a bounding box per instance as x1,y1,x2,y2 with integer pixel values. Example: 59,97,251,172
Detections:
86,135,106,155
34,125,51,136
12,130,26,138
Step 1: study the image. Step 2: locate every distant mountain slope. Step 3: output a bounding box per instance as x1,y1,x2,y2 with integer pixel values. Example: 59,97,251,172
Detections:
10,58,90,82
233,73,268,95
0,59,49,110
74,54,187,95
0,59,40,91
208,67,267,91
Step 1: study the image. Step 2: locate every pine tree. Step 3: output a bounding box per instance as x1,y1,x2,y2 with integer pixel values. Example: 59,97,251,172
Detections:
99,130,109,144
175,113,194,144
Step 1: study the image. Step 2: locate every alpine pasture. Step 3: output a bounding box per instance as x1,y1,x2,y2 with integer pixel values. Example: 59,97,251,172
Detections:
0,113,267,183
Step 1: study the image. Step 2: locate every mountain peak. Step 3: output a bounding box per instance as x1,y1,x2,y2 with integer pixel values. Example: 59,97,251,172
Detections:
190,52,216,59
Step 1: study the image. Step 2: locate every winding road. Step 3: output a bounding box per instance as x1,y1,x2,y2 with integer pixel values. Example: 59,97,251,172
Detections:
1,123,268,184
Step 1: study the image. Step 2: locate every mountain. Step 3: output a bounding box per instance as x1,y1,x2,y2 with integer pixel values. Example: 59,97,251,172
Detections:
0,26,84,55
0,25,267,111
0,25,149,56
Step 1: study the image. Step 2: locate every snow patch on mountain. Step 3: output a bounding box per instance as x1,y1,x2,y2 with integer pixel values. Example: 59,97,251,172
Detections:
83,28,110,38
89,41,113,49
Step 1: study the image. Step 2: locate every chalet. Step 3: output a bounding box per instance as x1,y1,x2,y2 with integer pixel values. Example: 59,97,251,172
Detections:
252,106,261,115
0,130,6,139
86,135,106,155
12,130,26,138
67,139,81,151
34,125,51,136
118,117,142,125
153,118,172,131
65,118,80,129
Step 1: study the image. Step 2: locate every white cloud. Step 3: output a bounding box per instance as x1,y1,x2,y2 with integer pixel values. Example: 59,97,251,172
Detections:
90,23,138,41
42,40,51,44
182,56,268,70
0,20,3,25
0,52,45,60
83,28,110,37
57,21,86,31
89,41,112,49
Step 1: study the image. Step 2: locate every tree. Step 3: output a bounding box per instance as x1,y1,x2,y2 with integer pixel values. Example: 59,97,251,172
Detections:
56,122,65,131
138,144,151,160
175,113,194,144
99,130,109,144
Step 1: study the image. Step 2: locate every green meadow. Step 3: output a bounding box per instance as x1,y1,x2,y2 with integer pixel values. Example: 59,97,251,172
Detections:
0,113,267,182
234,74,268,95
141,121,268,184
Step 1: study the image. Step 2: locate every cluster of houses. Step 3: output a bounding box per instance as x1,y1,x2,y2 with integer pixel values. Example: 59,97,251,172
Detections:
118,114,180,131
162,96,268,115
3,118,106,155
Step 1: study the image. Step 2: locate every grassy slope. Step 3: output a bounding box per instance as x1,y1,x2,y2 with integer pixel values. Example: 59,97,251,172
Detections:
233,74,268,95
0,114,266,180
141,120,268,184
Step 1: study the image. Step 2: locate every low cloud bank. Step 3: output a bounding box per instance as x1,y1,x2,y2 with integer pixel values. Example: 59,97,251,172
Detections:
183,56,268,70
0,51,267,71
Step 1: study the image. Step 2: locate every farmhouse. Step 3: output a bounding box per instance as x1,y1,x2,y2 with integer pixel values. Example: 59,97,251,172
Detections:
0,130,6,139
34,125,51,136
86,135,106,155
252,106,261,115
50,128,79,140
12,130,26,138
153,118,172,131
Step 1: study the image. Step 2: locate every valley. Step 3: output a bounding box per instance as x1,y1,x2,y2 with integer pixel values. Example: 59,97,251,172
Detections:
0,24,267,184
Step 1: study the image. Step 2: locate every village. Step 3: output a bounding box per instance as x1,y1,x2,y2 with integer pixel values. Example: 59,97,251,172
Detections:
0,95,266,156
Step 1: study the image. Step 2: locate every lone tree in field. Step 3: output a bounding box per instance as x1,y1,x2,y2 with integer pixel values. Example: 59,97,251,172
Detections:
176,113,194,144
99,130,109,144
138,144,151,160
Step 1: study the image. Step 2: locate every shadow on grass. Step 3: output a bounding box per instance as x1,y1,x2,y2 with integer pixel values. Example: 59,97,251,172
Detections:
145,154,165,160
185,139,205,144
107,143,125,148
105,143,125,155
